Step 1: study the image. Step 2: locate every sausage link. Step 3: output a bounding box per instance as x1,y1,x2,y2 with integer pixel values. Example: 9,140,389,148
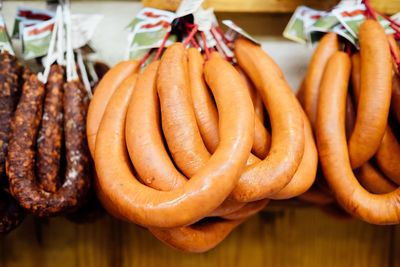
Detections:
232,38,304,201
351,48,400,185
157,44,211,177
149,218,244,253
303,33,339,129
0,52,21,177
36,64,64,193
87,60,139,157
388,35,400,123
126,60,245,217
126,61,187,191
355,162,397,194
374,127,400,184
317,51,400,224
8,76,90,217
95,49,254,228
348,20,392,169
0,190,25,234
269,106,317,200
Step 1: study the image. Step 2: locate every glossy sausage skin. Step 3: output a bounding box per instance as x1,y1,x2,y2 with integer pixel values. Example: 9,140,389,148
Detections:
348,20,392,169
157,44,211,177
87,60,139,157
36,64,64,193
8,76,90,217
0,52,21,177
126,60,245,216
94,51,254,228
232,38,304,201
303,33,339,129
355,163,397,194
388,35,400,123
317,51,400,224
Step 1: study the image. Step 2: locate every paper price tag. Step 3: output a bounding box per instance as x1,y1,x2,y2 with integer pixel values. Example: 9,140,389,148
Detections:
222,20,260,45
13,7,54,38
333,4,394,38
126,8,176,59
22,18,56,60
175,0,204,18
283,6,323,43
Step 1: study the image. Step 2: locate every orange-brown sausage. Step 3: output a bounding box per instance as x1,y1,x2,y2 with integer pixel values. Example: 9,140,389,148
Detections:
157,44,210,177
95,50,254,228
86,60,139,157
126,61,186,191
303,33,340,129
149,218,244,253
388,35,400,123
348,20,392,169
232,38,304,201
374,127,400,185
317,51,400,224
269,106,317,200
355,162,397,194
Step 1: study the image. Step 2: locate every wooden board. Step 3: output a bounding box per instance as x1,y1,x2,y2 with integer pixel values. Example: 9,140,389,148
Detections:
0,206,398,267
142,0,400,14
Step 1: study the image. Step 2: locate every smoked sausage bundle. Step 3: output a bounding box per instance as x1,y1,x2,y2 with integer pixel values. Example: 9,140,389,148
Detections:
90,37,313,251
7,66,92,217
299,19,400,224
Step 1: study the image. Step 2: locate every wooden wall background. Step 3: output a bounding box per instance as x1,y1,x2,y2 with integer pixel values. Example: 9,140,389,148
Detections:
1,205,399,267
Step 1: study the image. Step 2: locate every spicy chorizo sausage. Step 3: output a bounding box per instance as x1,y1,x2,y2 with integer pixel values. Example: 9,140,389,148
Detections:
36,64,64,193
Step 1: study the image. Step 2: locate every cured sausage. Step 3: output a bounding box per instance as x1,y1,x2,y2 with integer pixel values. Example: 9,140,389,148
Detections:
269,106,317,200
388,35,400,123
351,48,400,185
94,50,254,228
7,76,90,217
303,32,339,129
0,190,25,234
149,218,244,253
0,52,21,177
355,162,397,194
87,60,139,157
126,61,187,191
187,48,220,153
157,43,211,177
348,20,392,169
36,64,64,193
374,127,400,184
317,51,400,224
232,38,304,201
126,60,245,216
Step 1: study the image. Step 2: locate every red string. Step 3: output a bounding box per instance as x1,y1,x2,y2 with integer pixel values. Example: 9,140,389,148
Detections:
153,31,171,61
210,28,232,61
139,48,154,66
190,37,200,49
213,26,231,45
183,25,198,47
200,31,210,60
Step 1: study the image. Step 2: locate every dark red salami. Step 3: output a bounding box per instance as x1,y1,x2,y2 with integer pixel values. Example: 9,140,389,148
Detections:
36,65,64,193
7,76,90,217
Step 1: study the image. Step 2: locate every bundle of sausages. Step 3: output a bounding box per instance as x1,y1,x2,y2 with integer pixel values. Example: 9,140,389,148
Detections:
299,19,400,224
88,38,316,252
6,64,92,218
